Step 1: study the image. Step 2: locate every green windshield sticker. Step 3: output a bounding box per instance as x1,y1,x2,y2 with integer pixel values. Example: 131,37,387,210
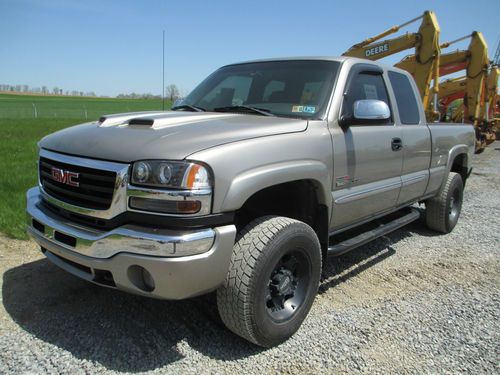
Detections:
292,105,316,113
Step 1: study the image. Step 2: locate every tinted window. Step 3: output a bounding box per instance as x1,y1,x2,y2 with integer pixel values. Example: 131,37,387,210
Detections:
183,60,340,119
200,75,252,107
342,73,391,122
262,80,285,101
388,71,421,124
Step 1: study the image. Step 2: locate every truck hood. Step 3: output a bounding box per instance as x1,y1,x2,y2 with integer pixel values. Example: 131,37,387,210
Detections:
39,111,308,162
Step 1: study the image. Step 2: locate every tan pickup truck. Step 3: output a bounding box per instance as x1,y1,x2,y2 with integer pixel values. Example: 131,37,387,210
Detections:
26,57,474,347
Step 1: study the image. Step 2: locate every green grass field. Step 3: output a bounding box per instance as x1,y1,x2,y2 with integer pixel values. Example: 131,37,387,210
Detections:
0,94,172,239
0,93,168,119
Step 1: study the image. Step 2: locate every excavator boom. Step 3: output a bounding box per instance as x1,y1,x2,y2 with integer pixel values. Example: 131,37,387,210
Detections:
438,76,467,120
343,11,440,119
400,30,491,149
439,76,467,98
482,66,499,124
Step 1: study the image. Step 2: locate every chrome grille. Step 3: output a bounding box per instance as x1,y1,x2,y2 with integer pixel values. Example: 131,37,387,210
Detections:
39,157,117,210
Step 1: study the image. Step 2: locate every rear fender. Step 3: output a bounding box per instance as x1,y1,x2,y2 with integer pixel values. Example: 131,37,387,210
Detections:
446,144,470,173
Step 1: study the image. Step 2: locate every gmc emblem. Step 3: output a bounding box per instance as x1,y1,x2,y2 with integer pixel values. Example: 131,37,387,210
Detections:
51,167,80,187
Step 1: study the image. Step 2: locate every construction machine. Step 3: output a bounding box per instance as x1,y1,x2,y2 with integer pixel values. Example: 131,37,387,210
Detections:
483,66,500,139
437,32,492,149
440,33,489,121
342,10,441,120
437,76,467,121
397,31,492,151
487,39,500,139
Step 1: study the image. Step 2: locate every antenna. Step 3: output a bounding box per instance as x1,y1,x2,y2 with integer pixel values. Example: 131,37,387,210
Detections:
162,30,165,110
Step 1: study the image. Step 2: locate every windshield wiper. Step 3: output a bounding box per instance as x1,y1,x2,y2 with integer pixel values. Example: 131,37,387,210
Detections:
213,105,275,117
171,104,206,112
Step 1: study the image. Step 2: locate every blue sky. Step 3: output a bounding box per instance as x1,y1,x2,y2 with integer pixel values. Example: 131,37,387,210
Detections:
1,0,499,97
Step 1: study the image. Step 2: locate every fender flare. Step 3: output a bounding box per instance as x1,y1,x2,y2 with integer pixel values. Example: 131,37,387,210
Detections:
220,160,331,212
446,144,470,173
437,144,470,192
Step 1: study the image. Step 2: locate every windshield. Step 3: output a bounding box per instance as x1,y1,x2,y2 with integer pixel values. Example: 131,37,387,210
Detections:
181,60,340,119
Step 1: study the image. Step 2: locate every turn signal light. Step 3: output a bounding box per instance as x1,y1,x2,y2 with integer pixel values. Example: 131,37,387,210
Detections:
129,197,201,214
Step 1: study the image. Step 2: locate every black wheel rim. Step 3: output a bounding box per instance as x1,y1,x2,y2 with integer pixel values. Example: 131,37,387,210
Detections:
265,249,311,322
449,187,461,222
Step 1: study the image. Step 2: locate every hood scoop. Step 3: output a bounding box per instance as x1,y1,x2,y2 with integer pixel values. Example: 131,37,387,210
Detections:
98,111,166,127
128,118,155,126
128,113,238,130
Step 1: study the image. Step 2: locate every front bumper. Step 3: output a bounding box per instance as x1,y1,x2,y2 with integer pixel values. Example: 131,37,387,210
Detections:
26,187,237,299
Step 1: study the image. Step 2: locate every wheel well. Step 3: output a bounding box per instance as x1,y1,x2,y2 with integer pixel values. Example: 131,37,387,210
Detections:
450,153,468,185
234,180,329,259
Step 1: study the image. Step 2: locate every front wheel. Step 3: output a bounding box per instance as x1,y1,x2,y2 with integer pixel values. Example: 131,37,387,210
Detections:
217,216,322,347
425,172,464,233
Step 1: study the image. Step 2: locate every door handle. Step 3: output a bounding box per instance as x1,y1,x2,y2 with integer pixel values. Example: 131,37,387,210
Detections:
391,137,403,151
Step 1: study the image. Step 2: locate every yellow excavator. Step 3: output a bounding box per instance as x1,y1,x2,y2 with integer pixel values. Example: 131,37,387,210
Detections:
482,66,500,130
437,76,467,121
434,32,492,150
402,32,488,114
342,11,496,151
342,10,441,120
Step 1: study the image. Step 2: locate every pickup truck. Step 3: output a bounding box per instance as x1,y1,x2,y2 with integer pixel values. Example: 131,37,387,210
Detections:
26,57,475,347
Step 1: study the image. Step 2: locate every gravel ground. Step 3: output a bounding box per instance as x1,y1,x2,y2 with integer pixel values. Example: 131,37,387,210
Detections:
0,143,499,374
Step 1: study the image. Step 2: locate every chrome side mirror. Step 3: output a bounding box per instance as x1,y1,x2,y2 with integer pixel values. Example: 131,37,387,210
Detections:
353,99,390,120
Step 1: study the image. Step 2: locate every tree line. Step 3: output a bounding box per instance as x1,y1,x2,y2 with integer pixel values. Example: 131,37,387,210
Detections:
0,84,96,97
0,83,183,100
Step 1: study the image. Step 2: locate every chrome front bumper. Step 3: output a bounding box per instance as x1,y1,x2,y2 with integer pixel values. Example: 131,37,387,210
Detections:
26,187,237,299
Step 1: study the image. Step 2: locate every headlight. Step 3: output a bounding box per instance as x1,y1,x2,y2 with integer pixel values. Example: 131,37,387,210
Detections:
134,161,151,183
131,160,212,189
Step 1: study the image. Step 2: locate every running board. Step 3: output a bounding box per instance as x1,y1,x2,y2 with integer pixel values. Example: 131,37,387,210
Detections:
327,208,420,257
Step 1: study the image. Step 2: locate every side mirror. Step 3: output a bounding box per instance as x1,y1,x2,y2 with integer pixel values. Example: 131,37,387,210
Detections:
353,99,390,120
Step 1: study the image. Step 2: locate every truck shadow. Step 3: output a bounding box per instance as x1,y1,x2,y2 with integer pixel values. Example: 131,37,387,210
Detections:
320,214,443,293
2,258,263,372
2,219,434,372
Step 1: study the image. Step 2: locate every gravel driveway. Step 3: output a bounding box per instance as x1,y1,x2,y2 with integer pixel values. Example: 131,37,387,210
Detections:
1,143,499,374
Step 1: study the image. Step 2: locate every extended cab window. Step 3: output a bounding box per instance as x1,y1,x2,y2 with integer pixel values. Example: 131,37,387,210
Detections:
183,60,340,119
388,71,421,124
342,72,391,123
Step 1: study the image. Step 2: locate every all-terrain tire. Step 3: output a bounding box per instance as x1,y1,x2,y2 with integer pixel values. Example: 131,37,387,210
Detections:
217,216,322,347
425,172,464,233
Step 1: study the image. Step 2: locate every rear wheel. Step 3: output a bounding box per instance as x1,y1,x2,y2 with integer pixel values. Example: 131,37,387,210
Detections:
217,216,322,347
425,172,464,233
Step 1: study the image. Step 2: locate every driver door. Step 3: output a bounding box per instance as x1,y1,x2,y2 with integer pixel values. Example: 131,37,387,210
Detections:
330,65,403,230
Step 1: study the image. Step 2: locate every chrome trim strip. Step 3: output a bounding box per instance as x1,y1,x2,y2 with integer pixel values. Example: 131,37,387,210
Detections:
40,149,128,172
127,185,212,216
334,180,401,205
27,187,215,258
401,174,427,185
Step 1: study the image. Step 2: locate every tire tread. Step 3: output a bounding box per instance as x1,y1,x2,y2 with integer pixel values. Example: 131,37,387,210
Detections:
426,172,463,233
217,216,319,346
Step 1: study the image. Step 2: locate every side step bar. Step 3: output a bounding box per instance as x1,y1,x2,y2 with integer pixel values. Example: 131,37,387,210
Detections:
327,208,420,257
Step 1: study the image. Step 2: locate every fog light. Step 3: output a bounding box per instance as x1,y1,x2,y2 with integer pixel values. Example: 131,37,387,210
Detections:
129,197,201,214
141,268,155,291
127,265,155,292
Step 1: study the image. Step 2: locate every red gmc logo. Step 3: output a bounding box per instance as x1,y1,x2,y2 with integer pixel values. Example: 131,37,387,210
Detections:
51,167,80,187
